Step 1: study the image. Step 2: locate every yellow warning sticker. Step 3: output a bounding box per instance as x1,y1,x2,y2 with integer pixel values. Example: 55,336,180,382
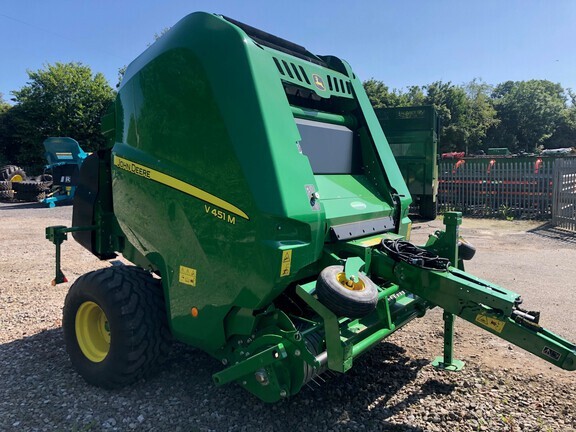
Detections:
179,266,197,286
360,237,383,247
280,250,292,277
475,314,505,333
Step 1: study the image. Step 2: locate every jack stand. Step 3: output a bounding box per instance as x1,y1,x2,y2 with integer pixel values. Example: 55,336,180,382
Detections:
432,311,465,371
46,224,96,285
45,225,69,285
432,212,464,371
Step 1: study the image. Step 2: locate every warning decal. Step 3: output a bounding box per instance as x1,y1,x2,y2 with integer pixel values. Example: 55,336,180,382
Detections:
179,266,197,286
475,313,506,333
280,250,292,277
360,237,383,247
542,346,561,361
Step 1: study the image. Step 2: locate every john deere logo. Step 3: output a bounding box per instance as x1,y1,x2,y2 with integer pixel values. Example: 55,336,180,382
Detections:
312,74,325,91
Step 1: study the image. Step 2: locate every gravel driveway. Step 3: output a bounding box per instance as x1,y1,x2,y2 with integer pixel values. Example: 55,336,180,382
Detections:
1,202,575,431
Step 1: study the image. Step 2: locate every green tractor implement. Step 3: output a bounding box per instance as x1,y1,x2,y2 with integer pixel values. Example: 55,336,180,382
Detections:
47,12,576,403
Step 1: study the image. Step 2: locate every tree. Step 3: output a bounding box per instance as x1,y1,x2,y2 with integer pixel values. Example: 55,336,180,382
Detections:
422,81,470,152
364,79,496,153
361,78,573,154
541,88,576,149
0,62,114,167
363,79,424,109
461,79,499,153
0,93,10,114
487,80,566,152
364,79,401,109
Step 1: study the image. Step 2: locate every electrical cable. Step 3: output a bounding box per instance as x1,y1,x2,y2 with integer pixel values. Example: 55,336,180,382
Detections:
380,239,450,271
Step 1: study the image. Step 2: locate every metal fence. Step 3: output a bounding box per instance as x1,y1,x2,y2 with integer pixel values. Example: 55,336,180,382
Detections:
552,158,576,232
438,158,555,219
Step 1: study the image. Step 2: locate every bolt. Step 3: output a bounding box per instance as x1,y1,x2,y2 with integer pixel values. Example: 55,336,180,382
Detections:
239,351,244,356
254,370,269,386
222,358,228,366
242,381,247,385
280,389,287,398
294,350,301,357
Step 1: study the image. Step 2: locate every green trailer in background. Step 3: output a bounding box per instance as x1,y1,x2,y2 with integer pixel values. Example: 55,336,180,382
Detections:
375,106,440,219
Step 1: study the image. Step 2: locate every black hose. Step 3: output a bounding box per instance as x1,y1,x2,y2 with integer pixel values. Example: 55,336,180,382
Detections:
380,239,450,271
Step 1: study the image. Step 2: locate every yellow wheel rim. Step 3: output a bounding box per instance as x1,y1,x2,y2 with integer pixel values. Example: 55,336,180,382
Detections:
75,301,111,362
11,174,23,182
336,272,366,291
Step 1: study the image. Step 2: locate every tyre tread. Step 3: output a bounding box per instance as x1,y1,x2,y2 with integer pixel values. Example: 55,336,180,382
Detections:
316,265,379,318
63,266,171,389
0,165,27,182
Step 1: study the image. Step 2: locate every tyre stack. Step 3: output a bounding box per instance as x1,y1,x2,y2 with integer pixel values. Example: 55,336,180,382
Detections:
0,180,14,201
0,164,28,202
12,175,53,202
13,180,49,202
0,165,54,203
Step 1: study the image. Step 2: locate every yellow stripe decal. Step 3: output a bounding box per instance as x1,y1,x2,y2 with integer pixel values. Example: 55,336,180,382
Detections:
113,155,249,220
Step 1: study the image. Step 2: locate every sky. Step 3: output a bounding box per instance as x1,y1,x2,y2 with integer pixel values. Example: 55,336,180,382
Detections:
1,0,575,103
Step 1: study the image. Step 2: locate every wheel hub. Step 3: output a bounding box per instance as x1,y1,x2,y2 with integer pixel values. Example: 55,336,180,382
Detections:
75,301,111,362
336,272,365,291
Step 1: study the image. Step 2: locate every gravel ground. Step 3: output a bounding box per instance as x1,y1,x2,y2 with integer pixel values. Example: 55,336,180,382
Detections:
0,202,575,432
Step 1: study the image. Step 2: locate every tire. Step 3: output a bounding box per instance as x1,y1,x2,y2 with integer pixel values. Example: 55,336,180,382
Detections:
0,180,11,191
419,195,438,220
35,174,53,189
458,238,476,261
63,266,171,389
315,265,379,318
12,181,46,193
16,191,46,202
0,190,14,200
0,165,27,182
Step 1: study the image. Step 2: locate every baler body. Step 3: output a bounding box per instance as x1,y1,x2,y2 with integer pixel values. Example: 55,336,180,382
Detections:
100,13,410,351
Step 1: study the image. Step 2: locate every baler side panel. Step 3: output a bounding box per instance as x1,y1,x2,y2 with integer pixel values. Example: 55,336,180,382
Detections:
112,13,329,351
